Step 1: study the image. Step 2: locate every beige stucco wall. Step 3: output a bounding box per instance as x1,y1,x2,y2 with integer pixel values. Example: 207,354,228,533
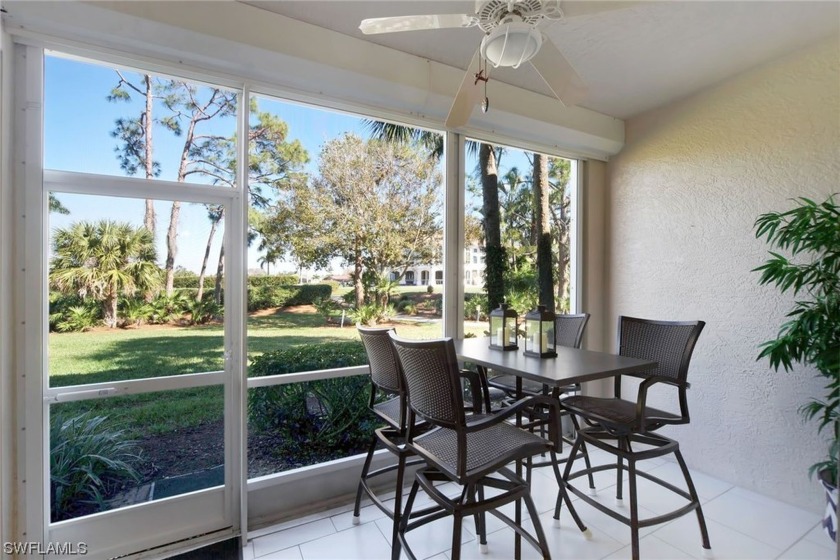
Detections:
605,37,839,510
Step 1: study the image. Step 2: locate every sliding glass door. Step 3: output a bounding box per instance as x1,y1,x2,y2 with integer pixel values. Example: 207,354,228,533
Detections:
19,46,246,557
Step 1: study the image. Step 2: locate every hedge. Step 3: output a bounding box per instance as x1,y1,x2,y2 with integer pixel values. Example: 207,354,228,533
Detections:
247,283,332,311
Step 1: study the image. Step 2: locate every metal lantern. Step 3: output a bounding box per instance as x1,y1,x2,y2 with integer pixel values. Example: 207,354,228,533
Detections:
524,305,557,358
489,303,518,350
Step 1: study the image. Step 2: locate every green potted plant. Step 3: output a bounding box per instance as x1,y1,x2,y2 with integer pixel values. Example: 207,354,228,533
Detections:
754,194,839,542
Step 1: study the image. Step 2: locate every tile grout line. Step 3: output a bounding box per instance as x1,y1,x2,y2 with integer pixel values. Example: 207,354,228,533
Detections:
773,521,836,559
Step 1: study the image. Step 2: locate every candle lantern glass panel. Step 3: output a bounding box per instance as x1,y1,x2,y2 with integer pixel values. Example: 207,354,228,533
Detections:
489,303,518,350
524,306,557,358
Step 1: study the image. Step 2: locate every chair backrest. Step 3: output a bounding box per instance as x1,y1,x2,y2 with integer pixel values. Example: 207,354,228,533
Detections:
358,326,403,394
555,313,590,349
388,333,465,431
618,316,705,382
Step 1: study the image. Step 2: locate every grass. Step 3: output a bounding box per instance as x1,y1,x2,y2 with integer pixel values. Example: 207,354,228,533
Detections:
49,308,485,437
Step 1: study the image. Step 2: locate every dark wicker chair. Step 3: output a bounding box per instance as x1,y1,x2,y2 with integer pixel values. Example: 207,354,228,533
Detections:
557,316,711,560
353,326,491,560
352,327,424,557
389,333,588,560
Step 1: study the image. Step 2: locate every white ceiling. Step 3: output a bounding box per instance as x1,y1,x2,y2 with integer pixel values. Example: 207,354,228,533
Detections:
241,1,839,120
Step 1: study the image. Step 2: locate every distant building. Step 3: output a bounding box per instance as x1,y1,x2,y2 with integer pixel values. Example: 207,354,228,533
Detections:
389,242,485,287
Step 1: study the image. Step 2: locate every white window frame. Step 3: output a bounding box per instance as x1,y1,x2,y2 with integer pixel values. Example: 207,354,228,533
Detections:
18,43,247,557
9,27,587,554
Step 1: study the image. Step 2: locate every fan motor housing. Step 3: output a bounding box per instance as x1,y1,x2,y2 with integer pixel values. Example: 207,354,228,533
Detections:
476,0,553,32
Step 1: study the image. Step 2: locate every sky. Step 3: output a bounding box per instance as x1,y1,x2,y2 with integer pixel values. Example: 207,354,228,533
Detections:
44,52,538,276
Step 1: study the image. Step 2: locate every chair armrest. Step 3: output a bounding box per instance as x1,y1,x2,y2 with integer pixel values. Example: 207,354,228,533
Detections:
465,395,562,444
635,375,690,431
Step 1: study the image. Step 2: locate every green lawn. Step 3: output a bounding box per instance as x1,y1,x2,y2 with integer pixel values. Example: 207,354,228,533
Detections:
49,309,484,436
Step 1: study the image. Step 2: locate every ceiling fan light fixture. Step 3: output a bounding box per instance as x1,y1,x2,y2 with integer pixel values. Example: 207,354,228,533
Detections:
480,21,543,68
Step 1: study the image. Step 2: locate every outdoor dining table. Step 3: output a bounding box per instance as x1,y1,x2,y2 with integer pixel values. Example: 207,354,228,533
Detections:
452,336,657,557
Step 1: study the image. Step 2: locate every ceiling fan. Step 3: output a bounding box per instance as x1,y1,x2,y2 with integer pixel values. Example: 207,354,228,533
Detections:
360,0,626,128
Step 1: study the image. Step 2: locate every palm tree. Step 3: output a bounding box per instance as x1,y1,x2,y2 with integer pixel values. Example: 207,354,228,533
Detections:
478,142,506,310
533,153,554,311
50,220,162,328
364,120,443,161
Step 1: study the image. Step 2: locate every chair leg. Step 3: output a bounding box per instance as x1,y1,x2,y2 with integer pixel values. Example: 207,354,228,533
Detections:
570,415,596,493
615,437,626,503
555,433,582,521
628,455,640,560
675,449,712,554
451,511,463,560
550,449,588,533
353,434,379,522
526,456,533,485
390,451,407,560
522,489,551,560
468,483,488,552
396,480,421,560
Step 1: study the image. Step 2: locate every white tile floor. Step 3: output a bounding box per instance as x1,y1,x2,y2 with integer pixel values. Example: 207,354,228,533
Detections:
242,449,837,560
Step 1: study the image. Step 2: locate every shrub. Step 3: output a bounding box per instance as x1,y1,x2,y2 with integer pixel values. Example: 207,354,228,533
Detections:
249,275,297,288
50,413,140,522
312,296,339,324
465,293,489,321
54,304,101,333
349,303,380,326
286,284,332,306
426,284,434,294
185,297,222,325
119,297,154,327
247,285,290,312
505,264,538,314
172,269,200,289
396,299,417,315
248,342,375,460
149,291,191,324
49,293,101,332
247,283,333,312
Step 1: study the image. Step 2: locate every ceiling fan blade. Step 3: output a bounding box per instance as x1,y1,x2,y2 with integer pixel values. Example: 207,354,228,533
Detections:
359,14,476,35
559,1,643,19
446,49,484,129
529,38,588,107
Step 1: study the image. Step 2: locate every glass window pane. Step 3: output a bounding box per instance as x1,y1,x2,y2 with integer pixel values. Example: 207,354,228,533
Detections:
48,192,225,386
244,94,447,477
247,378,374,477
44,53,237,186
49,387,223,522
463,141,577,336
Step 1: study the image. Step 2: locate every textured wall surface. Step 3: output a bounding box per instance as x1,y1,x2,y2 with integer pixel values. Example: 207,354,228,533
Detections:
606,38,839,510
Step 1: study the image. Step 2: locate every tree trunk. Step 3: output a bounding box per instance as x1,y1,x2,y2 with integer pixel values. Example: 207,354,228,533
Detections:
197,210,222,301
214,242,225,305
480,143,505,311
164,201,181,295
549,191,571,312
353,247,365,310
143,75,156,237
556,237,569,311
103,290,119,329
165,107,199,296
534,153,555,311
